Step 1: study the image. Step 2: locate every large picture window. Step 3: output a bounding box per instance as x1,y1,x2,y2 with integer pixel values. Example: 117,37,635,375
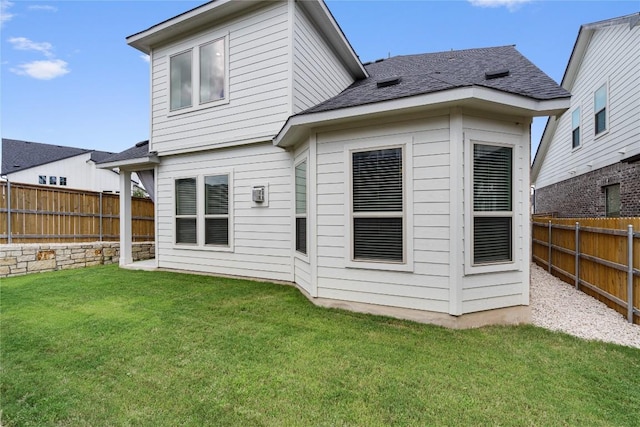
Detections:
594,84,607,135
295,160,307,255
352,148,403,263
472,144,513,265
175,178,197,244
169,35,227,113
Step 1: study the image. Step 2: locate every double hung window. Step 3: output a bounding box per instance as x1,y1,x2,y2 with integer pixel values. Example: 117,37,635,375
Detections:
351,147,404,263
169,35,227,113
594,84,607,135
295,160,307,255
174,174,231,247
472,144,513,265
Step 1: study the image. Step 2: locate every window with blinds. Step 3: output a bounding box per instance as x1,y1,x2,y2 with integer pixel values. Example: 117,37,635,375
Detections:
594,84,607,135
352,148,404,262
204,175,229,246
175,178,197,244
473,144,513,265
295,160,307,255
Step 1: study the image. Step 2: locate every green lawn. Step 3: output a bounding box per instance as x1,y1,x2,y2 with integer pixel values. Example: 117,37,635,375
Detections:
1,266,639,426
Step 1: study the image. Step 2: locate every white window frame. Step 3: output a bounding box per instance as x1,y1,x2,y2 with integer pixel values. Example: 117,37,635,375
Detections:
173,171,234,252
203,173,231,248
571,106,581,150
464,135,519,276
167,31,230,117
344,137,413,272
294,154,309,259
594,81,609,138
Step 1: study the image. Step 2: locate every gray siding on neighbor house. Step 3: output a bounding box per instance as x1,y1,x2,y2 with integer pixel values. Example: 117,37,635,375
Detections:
535,22,640,190
292,3,354,114
150,1,291,156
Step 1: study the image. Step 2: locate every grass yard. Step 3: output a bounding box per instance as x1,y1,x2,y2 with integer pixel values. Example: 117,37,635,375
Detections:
1,265,639,426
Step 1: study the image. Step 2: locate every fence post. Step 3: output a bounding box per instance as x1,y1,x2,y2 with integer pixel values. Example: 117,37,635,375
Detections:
575,222,580,289
548,220,552,273
6,180,12,244
99,192,103,242
628,225,634,323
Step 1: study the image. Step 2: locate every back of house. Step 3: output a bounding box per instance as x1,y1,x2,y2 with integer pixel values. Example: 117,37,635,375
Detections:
110,0,570,327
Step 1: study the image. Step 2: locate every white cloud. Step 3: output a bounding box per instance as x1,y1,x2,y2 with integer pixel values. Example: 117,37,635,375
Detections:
28,5,58,12
11,59,70,80
468,0,531,11
1,0,14,27
140,54,150,63
9,36,54,57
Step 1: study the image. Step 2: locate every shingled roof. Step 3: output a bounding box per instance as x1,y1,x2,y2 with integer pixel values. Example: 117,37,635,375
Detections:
1,138,115,176
97,140,150,165
301,45,570,115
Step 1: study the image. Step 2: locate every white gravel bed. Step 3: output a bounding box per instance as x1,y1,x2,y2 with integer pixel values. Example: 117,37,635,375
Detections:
530,263,640,349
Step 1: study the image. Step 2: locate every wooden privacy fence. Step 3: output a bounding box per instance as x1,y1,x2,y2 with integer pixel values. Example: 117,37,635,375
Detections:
532,217,640,325
0,181,154,244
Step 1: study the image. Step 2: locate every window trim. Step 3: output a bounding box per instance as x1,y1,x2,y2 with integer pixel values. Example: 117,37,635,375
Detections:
594,81,609,138
571,106,581,150
172,171,234,252
294,156,308,258
167,31,230,117
464,135,519,276
344,138,413,272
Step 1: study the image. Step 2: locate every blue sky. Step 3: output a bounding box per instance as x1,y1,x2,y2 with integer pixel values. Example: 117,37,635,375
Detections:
1,0,638,160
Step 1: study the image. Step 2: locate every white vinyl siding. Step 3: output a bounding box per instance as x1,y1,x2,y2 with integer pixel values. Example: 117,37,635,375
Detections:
292,3,354,113
155,142,293,282
535,22,640,189
150,1,291,156
315,114,449,312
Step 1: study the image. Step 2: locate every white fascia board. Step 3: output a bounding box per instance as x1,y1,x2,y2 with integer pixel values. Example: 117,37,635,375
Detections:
97,156,160,171
274,86,570,148
127,0,257,53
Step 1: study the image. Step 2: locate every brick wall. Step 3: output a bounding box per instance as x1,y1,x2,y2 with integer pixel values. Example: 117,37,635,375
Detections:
535,161,640,217
0,242,155,278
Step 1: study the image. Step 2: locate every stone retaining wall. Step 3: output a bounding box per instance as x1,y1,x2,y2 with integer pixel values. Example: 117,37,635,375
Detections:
0,242,155,278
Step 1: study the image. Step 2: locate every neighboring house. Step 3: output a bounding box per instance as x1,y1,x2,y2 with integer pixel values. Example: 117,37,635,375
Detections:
1,138,142,193
532,13,640,217
102,0,569,327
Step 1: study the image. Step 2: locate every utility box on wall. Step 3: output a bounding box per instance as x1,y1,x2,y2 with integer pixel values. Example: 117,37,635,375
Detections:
251,183,268,207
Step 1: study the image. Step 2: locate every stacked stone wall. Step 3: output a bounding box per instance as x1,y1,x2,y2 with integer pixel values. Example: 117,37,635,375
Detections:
0,242,154,278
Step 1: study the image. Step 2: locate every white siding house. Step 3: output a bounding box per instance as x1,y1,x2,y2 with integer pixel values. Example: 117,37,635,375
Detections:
105,0,570,327
1,138,139,193
532,13,640,217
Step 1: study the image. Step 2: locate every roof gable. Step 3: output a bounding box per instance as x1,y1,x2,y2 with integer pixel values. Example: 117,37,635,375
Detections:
1,138,105,175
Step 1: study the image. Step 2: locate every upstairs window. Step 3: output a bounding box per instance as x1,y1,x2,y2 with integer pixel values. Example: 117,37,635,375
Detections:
594,84,607,135
39,175,46,185
352,148,404,263
60,177,67,186
49,176,57,185
295,160,307,255
472,144,513,265
571,107,581,149
169,36,227,113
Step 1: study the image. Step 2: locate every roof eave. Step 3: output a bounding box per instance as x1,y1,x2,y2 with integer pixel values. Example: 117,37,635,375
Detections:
274,87,570,148
97,155,160,171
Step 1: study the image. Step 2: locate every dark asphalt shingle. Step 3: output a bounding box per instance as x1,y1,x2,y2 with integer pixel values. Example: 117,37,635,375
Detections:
1,138,115,176
301,45,570,115
97,140,150,164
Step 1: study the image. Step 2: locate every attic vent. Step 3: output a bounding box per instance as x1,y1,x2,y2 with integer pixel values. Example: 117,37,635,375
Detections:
485,69,510,80
377,77,402,88
135,140,149,147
